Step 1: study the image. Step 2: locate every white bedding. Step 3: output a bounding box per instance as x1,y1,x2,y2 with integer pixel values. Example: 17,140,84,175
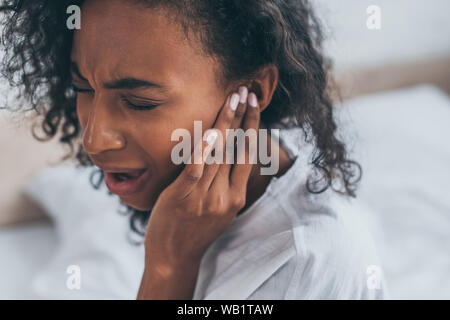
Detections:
0,219,57,299
0,84,449,299
336,84,450,299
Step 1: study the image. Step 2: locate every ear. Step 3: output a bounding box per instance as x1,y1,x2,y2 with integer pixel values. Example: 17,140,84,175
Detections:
246,64,279,112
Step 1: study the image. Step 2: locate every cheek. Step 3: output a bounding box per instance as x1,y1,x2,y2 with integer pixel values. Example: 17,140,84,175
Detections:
131,120,179,172
131,107,218,172
182,94,223,130
129,91,224,164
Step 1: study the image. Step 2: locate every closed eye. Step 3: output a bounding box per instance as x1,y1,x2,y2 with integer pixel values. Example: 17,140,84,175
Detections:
71,84,160,111
120,96,160,111
71,84,94,93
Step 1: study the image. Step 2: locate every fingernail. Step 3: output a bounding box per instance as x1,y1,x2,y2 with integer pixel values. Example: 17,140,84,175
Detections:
248,93,258,108
238,86,248,104
206,130,218,145
230,93,240,111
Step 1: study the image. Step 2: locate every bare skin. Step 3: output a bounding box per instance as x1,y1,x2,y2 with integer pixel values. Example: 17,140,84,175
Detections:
71,0,294,299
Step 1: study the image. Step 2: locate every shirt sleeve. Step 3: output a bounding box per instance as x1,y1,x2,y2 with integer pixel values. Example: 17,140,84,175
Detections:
248,200,390,300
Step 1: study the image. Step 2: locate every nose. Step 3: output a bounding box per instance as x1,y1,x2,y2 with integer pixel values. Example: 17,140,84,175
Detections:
82,96,126,155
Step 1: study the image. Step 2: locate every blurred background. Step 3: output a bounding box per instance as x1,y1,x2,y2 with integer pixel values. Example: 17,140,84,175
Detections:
1,0,449,299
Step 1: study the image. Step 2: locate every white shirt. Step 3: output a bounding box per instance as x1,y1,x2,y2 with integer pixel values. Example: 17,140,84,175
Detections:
193,127,390,300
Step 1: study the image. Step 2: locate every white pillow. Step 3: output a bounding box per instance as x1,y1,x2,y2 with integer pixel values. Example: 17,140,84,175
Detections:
24,163,145,299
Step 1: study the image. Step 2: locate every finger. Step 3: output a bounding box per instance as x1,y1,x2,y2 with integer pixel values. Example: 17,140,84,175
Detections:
231,86,248,130
230,92,260,192
216,86,248,181
197,91,240,192
171,129,218,199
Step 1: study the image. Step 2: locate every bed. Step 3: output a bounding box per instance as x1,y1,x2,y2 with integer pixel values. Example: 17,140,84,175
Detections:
1,83,449,299
1,0,449,299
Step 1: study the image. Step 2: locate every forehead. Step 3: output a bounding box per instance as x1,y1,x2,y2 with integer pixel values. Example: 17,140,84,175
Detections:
71,0,218,88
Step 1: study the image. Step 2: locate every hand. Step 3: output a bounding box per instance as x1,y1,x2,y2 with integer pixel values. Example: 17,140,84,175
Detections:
144,87,260,268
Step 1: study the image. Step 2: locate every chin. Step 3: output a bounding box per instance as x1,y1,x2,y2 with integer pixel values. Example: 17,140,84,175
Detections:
117,180,169,212
119,194,154,212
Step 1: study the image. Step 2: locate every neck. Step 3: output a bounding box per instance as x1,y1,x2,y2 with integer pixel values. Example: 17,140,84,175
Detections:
239,124,294,215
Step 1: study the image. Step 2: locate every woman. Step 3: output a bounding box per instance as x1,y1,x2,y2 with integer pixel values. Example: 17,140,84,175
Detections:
0,0,388,299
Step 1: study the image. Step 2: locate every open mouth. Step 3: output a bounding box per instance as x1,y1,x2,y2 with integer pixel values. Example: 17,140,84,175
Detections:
104,168,148,196
111,170,145,182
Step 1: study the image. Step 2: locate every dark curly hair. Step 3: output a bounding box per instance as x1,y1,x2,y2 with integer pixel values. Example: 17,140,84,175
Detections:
1,0,361,237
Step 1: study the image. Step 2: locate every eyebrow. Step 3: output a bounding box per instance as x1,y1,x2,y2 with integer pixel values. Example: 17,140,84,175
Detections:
70,61,165,90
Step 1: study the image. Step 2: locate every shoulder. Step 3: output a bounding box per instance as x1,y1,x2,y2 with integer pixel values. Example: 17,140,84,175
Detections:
250,181,390,299
280,188,390,299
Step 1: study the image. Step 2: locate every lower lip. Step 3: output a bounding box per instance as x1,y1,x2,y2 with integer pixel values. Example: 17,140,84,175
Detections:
104,169,149,197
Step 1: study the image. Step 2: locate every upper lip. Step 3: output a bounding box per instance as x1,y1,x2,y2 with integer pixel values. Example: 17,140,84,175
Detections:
93,163,147,174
